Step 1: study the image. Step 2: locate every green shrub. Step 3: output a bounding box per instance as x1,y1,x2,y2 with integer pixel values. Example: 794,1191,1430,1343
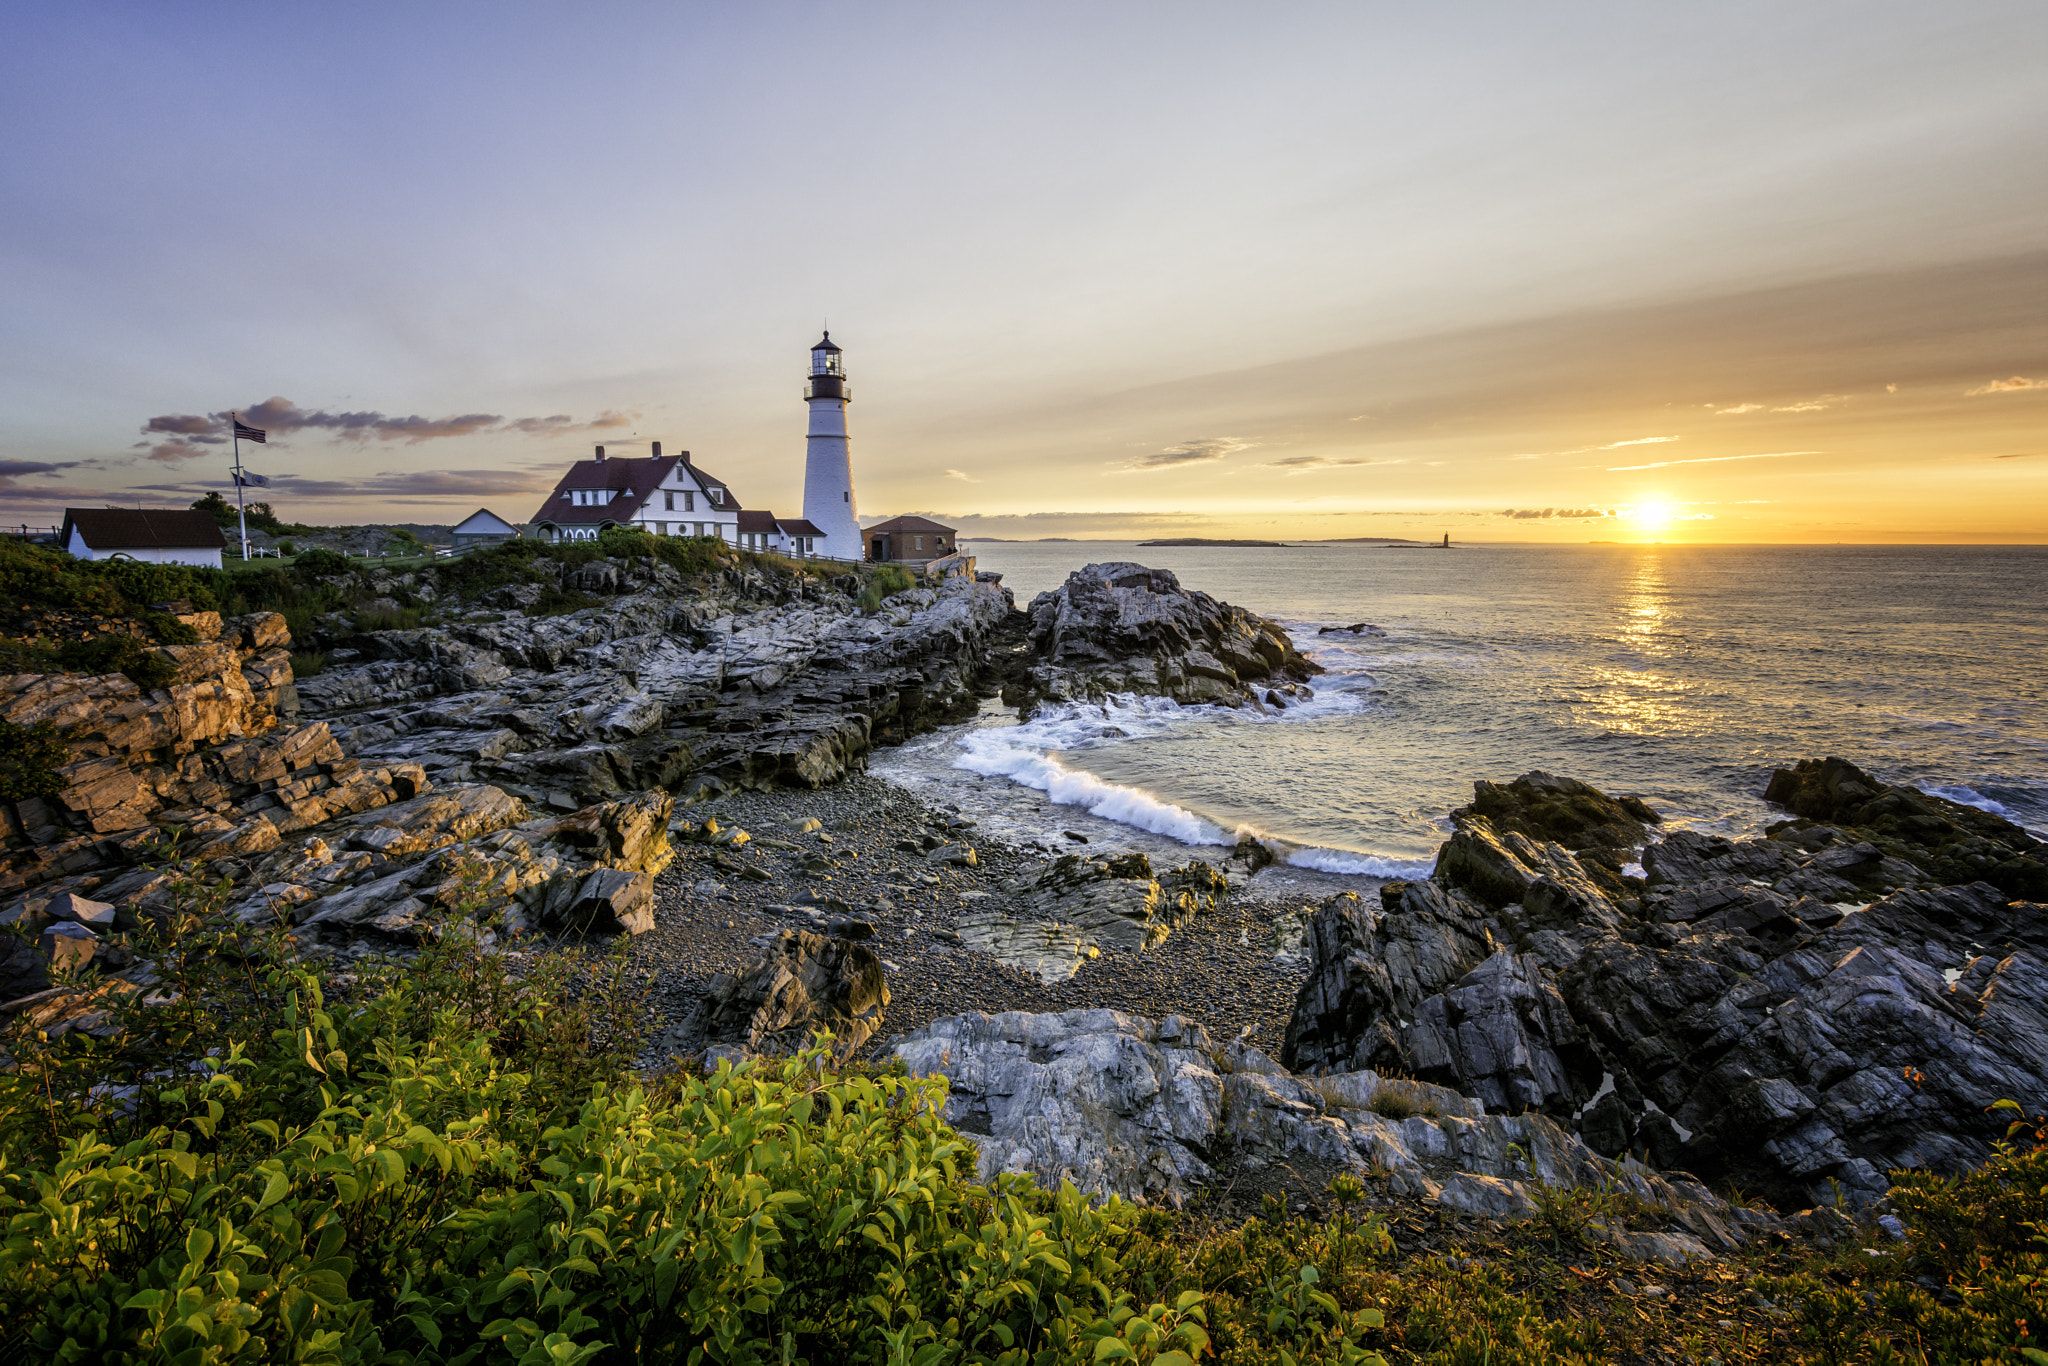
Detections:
0,717,69,801
276,539,297,558
530,586,603,617
292,548,351,579
0,863,1399,1366
858,563,917,613
140,612,200,645
351,606,427,633
288,651,327,678
54,633,177,691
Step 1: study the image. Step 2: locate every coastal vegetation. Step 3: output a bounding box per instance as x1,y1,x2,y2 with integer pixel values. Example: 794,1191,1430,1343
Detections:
1,875,2042,1364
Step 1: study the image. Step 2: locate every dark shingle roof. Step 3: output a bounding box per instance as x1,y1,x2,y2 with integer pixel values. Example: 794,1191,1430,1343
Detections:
864,515,956,535
736,510,780,535
527,455,679,528
684,458,743,511
776,517,826,537
62,508,226,551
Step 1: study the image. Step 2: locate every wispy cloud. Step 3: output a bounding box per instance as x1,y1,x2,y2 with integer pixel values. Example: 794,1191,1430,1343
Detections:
1259,455,1389,475
1993,452,2036,460
1967,376,2043,395
1499,507,1616,520
135,397,633,460
1600,436,1679,449
1607,450,1817,472
1713,403,1763,414
0,459,83,479
269,469,556,500
943,468,980,482
1772,394,1846,412
1115,436,1255,472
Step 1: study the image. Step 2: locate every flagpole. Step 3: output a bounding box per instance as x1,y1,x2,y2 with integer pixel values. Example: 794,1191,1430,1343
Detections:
231,411,249,562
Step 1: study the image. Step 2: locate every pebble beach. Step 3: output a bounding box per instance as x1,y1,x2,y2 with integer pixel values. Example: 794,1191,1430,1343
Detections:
627,772,1320,1063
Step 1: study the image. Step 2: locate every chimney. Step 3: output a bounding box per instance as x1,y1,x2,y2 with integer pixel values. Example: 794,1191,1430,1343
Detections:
594,444,606,462
651,440,661,459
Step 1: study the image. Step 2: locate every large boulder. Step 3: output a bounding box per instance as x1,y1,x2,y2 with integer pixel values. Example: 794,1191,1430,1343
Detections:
957,853,1230,980
1765,757,2047,899
895,1007,1763,1247
1007,563,1319,712
1455,770,1659,872
688,929,890,1054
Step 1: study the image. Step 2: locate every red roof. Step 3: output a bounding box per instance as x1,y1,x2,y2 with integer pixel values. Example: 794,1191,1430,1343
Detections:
864,515,956,535
62,508,226,551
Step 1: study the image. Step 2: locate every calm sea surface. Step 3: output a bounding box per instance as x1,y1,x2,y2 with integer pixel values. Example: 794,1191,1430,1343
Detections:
870,542,2048,887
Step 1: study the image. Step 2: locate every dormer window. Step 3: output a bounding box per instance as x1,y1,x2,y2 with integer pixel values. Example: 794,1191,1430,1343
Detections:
568,488,615,507
708,489,722,505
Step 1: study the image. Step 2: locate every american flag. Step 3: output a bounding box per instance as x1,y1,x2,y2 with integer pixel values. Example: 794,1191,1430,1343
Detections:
232,418,266,443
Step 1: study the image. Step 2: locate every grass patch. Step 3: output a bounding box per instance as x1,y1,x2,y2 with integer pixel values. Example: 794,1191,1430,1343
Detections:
288,650,328,678
858,562,917,613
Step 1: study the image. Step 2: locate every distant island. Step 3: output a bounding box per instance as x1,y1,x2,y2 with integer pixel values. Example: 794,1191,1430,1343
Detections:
1317,536,1429,545
1137,538,1292,548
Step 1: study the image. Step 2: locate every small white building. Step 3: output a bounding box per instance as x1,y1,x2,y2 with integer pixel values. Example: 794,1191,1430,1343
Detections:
527,443,746,544
451,508,520,548
61,508,225,568
736,510,829,557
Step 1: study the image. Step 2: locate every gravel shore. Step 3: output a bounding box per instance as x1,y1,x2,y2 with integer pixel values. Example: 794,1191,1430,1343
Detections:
624,772,1330,1064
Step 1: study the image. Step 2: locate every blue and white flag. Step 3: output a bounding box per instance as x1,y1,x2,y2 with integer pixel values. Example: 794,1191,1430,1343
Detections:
233,469,270,488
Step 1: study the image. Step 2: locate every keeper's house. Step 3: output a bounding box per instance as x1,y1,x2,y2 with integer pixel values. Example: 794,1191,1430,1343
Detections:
864,515,959,566
61,508,225,568
527,442,831,557
527,442,743,544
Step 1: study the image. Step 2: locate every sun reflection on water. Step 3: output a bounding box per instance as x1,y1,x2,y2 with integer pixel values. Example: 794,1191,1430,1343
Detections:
1578,553,1697,736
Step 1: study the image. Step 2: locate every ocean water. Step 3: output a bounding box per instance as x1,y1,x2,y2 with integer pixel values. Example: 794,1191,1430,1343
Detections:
870,542,2048,891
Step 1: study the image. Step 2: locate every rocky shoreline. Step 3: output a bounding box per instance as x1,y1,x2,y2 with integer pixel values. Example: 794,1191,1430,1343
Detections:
6,541,2045,1263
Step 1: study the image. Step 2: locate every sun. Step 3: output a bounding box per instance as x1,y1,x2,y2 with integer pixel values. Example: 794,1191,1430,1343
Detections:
1635,501,1674,530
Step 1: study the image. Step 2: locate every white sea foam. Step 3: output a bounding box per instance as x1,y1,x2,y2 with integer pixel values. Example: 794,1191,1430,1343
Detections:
1281,846,1435,879
948,682,1417,874
954,728,1235,844
1919,783,2013,818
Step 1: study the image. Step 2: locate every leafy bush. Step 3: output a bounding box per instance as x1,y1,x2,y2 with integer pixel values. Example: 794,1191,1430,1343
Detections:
0,717,69,801
276,540,297,558
288,651,327,678
55,633,176,690
0,862,1398,1366
859,564,918,613
291,548,352,579
351,605,428,633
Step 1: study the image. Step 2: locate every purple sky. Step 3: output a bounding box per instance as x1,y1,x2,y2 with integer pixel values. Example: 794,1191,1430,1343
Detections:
3,2,2044,541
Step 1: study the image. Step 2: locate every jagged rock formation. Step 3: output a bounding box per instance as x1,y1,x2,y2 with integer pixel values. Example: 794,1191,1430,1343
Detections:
955,853,1231,981
1282,760,2048,1206
303,562,1015,806
681,928,891,1055
895,1008,1764,1260
1004,563,1320,714
1,611,425,895
1766,755,2047,898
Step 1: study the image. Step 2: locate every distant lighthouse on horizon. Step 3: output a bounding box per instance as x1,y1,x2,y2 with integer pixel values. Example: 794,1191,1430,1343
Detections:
801,331,863,560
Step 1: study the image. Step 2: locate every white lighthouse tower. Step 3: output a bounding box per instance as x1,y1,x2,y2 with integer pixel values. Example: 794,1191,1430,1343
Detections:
801,332,863,560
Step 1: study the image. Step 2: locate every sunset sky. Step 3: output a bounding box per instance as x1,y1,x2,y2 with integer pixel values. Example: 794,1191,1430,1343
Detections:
3,2,2043,542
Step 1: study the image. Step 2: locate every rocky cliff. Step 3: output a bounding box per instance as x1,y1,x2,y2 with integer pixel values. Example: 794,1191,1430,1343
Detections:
1281,762,2048,1207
